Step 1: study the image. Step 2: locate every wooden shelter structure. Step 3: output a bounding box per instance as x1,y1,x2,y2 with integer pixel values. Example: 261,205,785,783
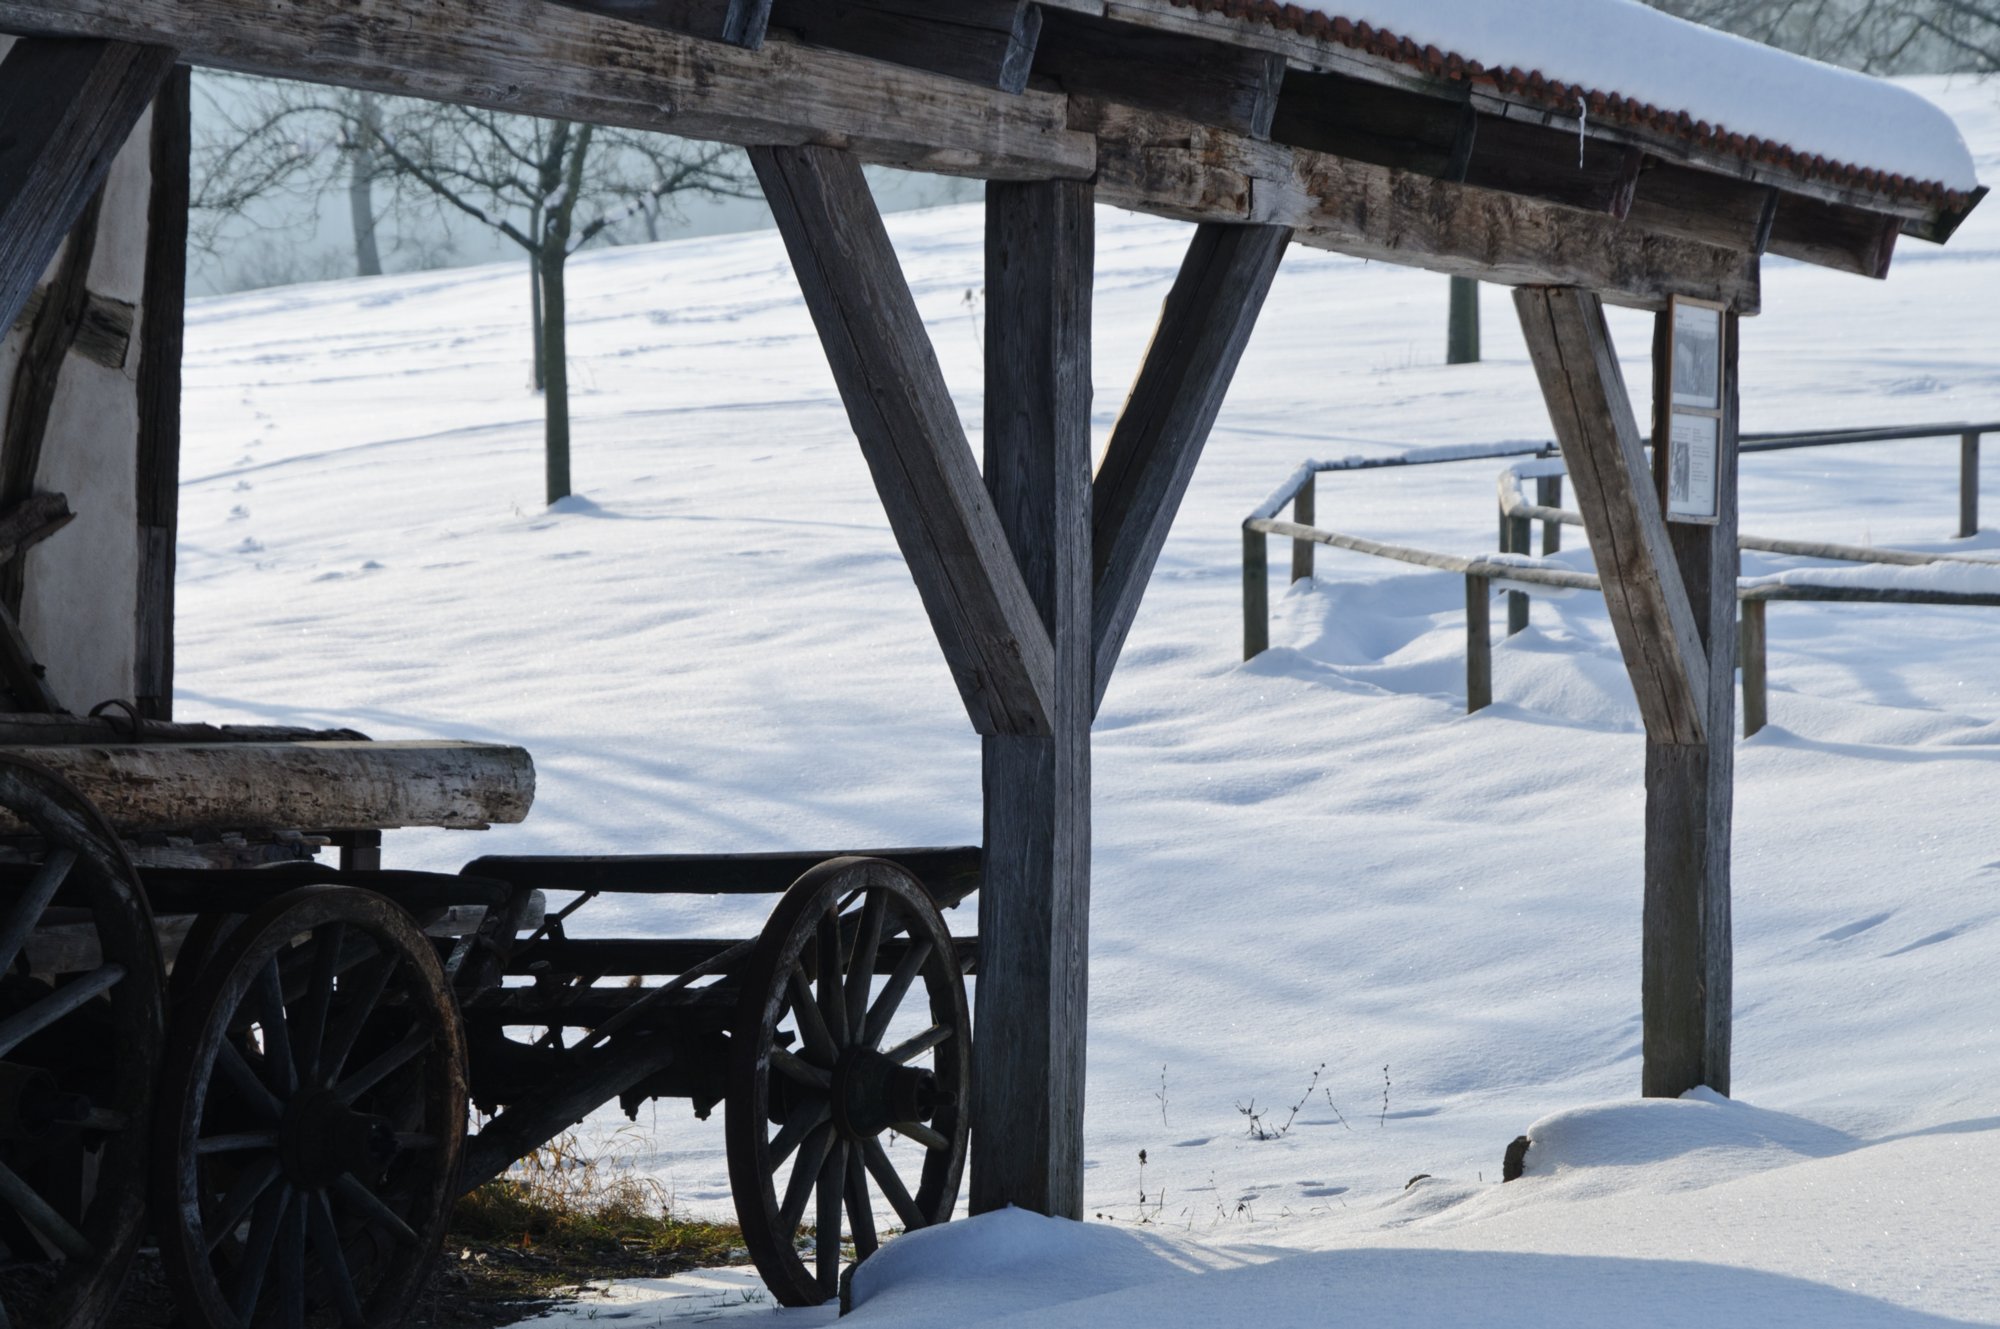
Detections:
0,0,1984,1322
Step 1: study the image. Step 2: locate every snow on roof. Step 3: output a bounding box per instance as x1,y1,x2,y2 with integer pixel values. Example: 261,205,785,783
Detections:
1169,0,1980,204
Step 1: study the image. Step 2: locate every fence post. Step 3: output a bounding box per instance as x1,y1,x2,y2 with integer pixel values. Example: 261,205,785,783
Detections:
1741,599,1767,737
1538,475,1563,554
1243,526,1268,659
1291,471,1316,583
1961,432,1980,538
1506,514,1531,635
1466,574,1492,712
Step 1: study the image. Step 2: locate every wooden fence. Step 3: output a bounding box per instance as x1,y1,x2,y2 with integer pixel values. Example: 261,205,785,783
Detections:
1242,421,2000,732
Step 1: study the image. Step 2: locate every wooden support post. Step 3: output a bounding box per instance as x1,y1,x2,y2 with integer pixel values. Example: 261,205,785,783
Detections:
1960,431,1980,539
1642,306,1739,1099
1465,574,1491,712
973,177,1093,1221
136,66,191,721
1291,472,1316,583
1506,513,1531,635
1518,286,1733,1099
751,144,1054,736
0,38,175,338
1539,475,1563,554
1242,528,1268,660
1741,599,1767,738
1093,222,1290,704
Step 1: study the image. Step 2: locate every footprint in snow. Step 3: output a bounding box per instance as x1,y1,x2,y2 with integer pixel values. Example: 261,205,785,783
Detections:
1883,925,1969,957
1817,912,1893,942
235,538,264,554
228,506,250,520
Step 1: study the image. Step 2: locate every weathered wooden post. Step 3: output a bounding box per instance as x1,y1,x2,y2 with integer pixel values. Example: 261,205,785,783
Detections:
1741,597,1767,737
1643,304,1738,1099
1506,512,1532,635
975,178,1094,1220
1517,286,1734,1099
1465,574,1491,712
1291,472,1316,583
1961,430,1980,538
1538,475,1564,554
1242,526,1269,659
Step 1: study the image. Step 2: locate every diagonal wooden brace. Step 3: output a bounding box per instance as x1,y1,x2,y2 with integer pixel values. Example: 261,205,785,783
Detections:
0,38,176,338
1091,222,1290,711
752,144,1055,736
1515,286,1708,745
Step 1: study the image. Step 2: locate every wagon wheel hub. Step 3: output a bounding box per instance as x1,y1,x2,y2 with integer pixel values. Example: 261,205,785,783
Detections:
829,1045,949,1141
278,1087,399,1189
0,1062,93,1141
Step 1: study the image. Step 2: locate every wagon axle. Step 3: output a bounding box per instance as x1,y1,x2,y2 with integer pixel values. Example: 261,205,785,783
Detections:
831,1045,954,1143
275,1089,401,1190
0,1061,95,1140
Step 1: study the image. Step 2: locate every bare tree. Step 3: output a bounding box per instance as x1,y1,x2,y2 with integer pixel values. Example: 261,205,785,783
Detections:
1645,0,1998,71
192,79,754,503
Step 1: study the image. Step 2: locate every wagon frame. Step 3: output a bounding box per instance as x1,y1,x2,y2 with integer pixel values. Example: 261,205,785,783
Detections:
0,719,982,1323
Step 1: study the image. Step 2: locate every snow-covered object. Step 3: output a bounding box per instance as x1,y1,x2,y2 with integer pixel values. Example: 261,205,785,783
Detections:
1186,0,1979,194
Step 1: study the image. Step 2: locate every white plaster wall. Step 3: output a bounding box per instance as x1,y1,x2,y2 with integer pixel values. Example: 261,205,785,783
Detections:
4,108,154,712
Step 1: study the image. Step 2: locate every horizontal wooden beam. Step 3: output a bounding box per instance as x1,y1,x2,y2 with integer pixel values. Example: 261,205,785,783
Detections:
0,740,537,834
753,144,1056,736
1083,100,1761,312
0,37,175,339
0,0,1095,182
1515,286,1709,744
543,0,772,48
770,0,1041,92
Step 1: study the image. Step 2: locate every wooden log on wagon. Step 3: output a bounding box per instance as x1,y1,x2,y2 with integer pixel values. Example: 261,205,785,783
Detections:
0,713,368,745
0,740,534,834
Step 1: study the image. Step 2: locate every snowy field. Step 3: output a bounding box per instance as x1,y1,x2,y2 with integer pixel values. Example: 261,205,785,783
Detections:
176,79,2000,1327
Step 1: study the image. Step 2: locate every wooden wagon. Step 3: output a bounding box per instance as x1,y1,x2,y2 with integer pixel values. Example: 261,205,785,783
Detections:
0,716,980,1325
0,0,1986,1325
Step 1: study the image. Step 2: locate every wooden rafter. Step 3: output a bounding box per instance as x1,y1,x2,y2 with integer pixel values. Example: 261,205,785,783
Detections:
770,0,1043,93
1514,286,1709,744
751,144,1055,737
1036,8,1286,139
0,37,175,338
1091,222,1291,710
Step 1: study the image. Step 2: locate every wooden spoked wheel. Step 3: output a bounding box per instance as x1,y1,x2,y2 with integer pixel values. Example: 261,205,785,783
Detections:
155,886,467,1329
727,857,970,1307
0,754,164,1329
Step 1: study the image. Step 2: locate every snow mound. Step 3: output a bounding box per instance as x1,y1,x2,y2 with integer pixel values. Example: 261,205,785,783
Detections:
1517,1088,1854,1192
847,1207,1208,1321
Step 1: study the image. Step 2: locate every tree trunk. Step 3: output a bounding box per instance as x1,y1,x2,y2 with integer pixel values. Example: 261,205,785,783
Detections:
347,91,382,277
528,244,545,393
541,248,570,504
1447,275,1480,364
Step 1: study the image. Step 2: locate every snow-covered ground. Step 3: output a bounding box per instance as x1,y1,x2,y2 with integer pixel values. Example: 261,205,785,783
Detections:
176,79,2000,1327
